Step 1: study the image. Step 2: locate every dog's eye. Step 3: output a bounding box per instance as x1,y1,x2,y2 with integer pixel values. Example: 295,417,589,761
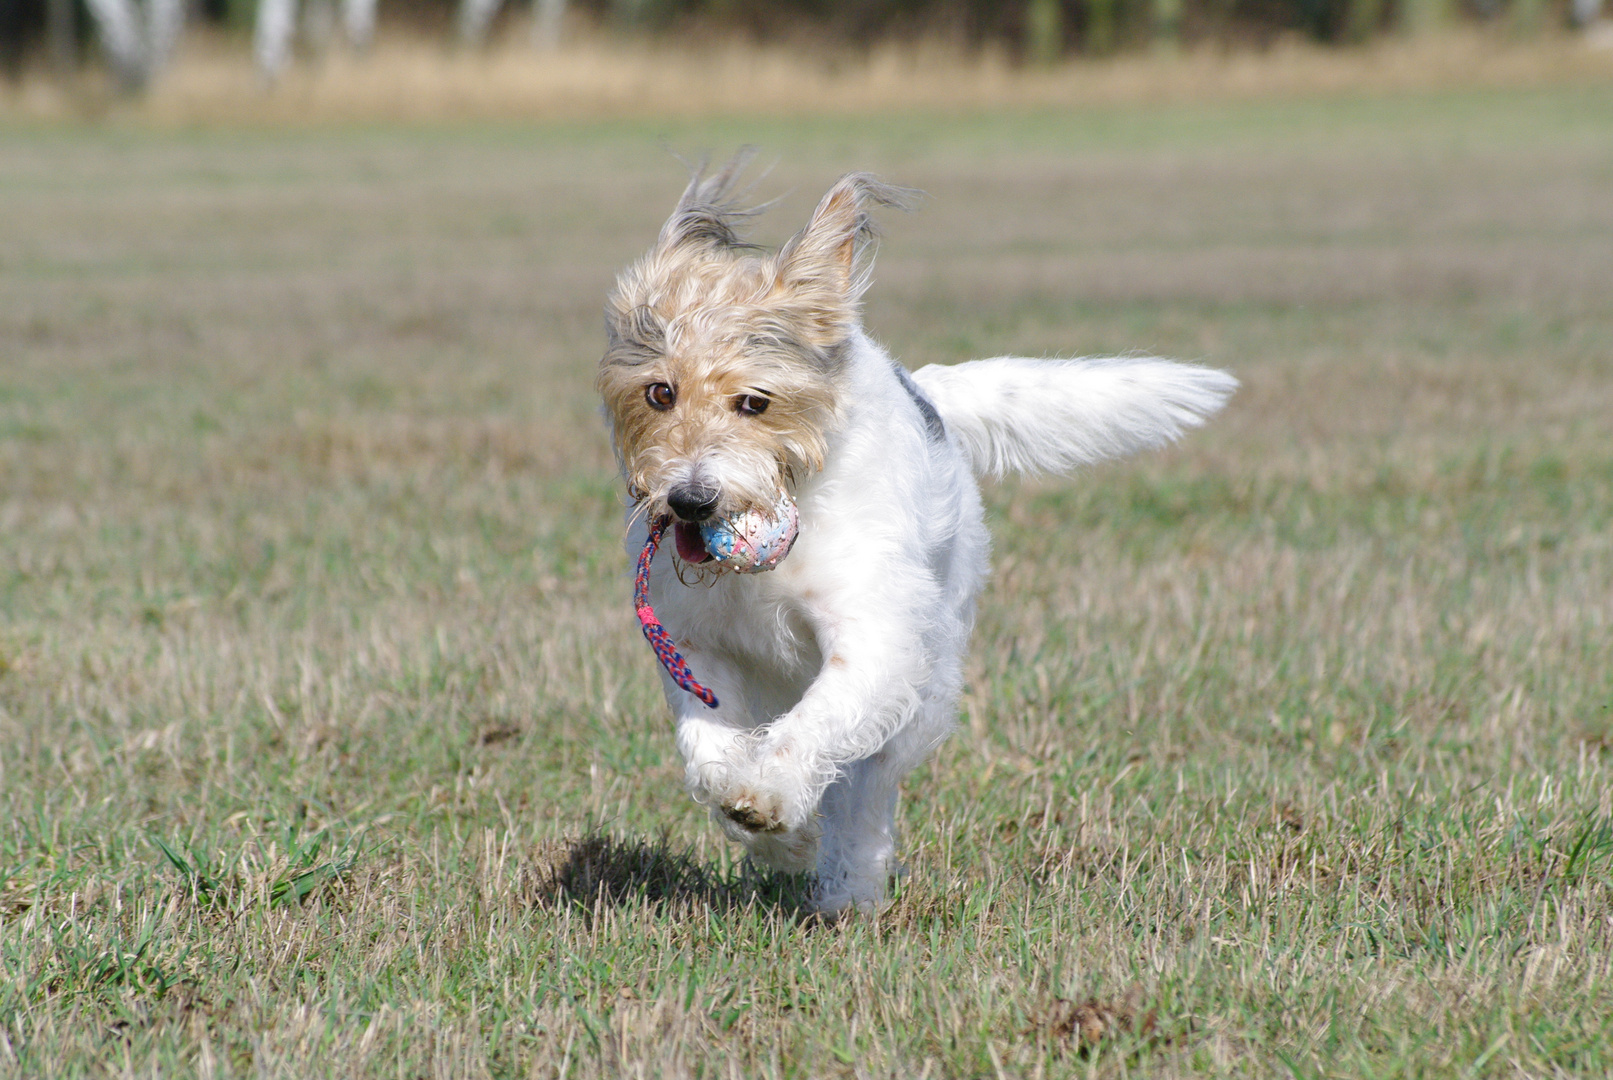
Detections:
645,383,677,411
735,394,770,416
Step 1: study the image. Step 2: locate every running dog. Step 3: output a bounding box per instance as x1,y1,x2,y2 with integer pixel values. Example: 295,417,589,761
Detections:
598,157,1236,915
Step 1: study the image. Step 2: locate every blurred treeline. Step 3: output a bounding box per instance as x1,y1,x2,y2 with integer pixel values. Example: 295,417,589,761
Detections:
575,0,1553,53
0,0,1588,82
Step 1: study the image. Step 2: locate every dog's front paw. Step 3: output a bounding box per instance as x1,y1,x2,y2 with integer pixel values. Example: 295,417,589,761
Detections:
716,801,822,873
721,740,820,830
720,791,786,833
706,743,824,872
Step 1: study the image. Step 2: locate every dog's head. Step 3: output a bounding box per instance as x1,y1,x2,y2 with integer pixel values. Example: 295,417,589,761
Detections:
599,155,910,527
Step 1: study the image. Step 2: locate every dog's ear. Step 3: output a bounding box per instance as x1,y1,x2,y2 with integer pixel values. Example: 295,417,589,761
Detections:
657,150,765,253
776,175,915,344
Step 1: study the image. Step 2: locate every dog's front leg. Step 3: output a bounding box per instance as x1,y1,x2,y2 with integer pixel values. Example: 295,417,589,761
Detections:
716,598,926,839
656,650,754,806
660,649,827,874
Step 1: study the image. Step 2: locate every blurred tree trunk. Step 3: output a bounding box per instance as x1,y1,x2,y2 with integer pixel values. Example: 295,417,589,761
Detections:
610,0,669,30
254,0,297,79
1152,0,1182,50
342,0,376,50
1509,0,1548,33
1344,0,1384,41
48,0,78,74
147,0,182,68
458,0,503,45
1086,0,1117,53
1399,0,1455,34
84,0,146,86
1025,0,1062,64
84,0,182,90
302,0,335,53
532,0,566,49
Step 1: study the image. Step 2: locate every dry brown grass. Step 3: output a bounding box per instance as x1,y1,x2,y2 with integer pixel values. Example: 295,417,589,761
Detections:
4,26,1613,126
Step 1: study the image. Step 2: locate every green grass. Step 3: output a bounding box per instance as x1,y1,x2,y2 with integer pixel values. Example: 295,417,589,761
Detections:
3,84,1613,1077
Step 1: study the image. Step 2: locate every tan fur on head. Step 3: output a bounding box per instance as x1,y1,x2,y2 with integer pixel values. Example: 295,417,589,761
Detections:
598,155,914,517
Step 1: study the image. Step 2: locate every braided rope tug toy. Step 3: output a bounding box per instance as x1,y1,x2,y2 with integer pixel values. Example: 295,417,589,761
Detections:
633,491,801,710
634,516,720,708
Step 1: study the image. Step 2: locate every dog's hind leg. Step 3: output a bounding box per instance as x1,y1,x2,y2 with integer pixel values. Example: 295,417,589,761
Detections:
810,695,956,915
812,755,903,914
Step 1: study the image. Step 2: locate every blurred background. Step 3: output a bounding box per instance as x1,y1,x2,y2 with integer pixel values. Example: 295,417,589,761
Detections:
1,0,1611,119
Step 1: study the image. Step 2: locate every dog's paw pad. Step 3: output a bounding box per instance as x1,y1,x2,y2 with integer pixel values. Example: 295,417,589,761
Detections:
721,799,782,833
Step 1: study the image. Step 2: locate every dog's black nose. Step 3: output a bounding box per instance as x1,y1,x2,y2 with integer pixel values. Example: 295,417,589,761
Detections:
667,484,721,522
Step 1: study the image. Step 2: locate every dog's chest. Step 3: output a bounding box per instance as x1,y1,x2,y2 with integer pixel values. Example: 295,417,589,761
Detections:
662,563,822,675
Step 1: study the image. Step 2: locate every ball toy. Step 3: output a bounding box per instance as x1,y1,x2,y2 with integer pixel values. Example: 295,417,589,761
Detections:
697,488,800,573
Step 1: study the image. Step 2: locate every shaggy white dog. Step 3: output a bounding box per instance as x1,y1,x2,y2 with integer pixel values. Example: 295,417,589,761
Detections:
598,157,1236,916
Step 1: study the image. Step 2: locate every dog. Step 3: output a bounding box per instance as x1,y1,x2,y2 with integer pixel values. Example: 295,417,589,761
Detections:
597,156,1236,916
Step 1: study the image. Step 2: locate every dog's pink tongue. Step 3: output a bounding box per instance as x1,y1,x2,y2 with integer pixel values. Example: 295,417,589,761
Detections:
674,522,710,563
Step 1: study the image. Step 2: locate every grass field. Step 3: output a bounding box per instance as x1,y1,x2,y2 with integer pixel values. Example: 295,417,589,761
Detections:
3,81,1613,1077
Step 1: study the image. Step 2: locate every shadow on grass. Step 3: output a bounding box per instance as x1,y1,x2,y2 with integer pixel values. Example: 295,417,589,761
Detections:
533,832,815,920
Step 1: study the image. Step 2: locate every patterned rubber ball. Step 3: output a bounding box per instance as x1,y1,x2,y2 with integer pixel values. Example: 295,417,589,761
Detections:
698,488,799,573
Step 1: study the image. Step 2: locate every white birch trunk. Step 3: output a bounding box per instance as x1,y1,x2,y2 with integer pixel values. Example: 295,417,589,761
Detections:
457,0,504,45
342,0,377,50
255,0,299,79
145,0,184,71
83,0,147,88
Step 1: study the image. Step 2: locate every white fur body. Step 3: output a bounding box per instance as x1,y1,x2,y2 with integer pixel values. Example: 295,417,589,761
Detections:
627,333,1235,913
599,160,1235,914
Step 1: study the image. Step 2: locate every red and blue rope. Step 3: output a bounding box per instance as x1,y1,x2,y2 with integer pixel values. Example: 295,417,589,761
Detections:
634,516,720,709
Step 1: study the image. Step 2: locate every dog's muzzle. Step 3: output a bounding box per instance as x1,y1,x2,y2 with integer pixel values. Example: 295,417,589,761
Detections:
667,483,721,563
667,484,720,522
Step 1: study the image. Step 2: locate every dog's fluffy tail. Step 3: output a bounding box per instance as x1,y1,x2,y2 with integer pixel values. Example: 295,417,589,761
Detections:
910,356,1237,479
